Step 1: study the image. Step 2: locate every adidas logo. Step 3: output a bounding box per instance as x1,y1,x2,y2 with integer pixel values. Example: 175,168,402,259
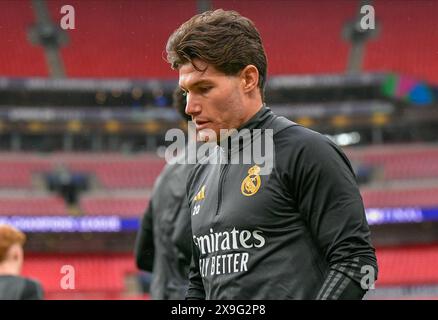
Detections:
194,185,206,202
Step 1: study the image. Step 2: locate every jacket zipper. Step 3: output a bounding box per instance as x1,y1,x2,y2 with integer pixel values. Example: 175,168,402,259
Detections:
215,148,231,216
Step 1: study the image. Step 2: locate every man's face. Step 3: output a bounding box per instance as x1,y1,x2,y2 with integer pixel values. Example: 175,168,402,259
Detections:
179,59,246,142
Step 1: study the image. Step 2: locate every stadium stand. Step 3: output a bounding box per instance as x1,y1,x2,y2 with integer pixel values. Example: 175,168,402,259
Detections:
1,1,438,84
361,186,438,208
21,253,142,299
1,147,438,215
376,245,438,286
19,245,438,300
0,153,165,190
346,145,438,180
0,196,68,216
80,196,149,216
0,167,33,188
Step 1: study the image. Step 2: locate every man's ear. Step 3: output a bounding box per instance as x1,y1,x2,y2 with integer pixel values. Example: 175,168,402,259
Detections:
7,244,23,262
240,65,259,94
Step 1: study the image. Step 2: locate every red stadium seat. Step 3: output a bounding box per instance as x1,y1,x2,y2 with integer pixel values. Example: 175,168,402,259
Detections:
20,247,438,299
80,196,149,216
0,152,165,190
376,245,438,286
0,196,68,215
0,158,53,188
21,254,138,296
1,1,437,83
346,144,438,181
0,167,32,188
361,187,438,208
94,161,165,188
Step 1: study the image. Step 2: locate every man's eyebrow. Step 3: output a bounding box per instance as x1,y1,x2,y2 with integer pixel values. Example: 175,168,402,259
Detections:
180,79,214,91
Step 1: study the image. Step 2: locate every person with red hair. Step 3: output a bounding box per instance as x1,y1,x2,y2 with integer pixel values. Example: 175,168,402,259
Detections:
0,224,44,300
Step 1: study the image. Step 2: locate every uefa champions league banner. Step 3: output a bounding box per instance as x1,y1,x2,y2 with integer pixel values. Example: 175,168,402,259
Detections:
0,216,127,232
1,207,438,232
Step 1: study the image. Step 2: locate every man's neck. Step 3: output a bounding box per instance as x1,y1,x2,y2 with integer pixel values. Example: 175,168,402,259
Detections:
238,102,265,131
0,263,20,276
240,99,264,126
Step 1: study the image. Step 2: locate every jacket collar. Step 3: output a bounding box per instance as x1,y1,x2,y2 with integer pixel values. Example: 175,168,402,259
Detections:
236,104,273,132
221,104,275,157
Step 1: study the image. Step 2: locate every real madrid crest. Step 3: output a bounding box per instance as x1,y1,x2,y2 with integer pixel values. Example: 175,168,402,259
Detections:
241,165,261,196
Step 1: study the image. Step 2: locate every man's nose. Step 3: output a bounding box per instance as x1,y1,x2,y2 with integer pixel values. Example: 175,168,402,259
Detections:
185,94,201,117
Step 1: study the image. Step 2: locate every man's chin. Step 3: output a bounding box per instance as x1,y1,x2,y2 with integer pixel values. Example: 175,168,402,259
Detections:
197,128,218,143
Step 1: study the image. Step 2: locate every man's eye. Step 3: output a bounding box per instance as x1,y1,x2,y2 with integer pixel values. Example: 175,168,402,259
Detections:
199,87,211,94
181,90,187,97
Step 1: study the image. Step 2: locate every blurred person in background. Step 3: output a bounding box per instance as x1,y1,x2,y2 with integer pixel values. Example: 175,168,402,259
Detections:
0,224,44,300
135,87,194,299
46,164,89,207
166,9,378,300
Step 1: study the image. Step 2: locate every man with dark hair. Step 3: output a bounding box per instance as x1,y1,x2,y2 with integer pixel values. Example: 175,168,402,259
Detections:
0,224,44,300
166,9,378,300
135,87,193,300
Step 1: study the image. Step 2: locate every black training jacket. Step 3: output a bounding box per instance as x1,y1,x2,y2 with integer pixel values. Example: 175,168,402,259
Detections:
186,106,378,300
135,152,194,300
0,275,44,300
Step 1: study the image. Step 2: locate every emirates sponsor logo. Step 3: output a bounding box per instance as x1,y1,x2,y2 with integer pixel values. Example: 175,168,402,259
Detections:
193,227,265,277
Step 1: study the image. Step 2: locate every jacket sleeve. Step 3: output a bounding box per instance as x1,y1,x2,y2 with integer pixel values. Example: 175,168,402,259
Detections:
134,201,155,272
185,239,205,300
172,192,193,270
281,128,378,299
185,169,206,300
